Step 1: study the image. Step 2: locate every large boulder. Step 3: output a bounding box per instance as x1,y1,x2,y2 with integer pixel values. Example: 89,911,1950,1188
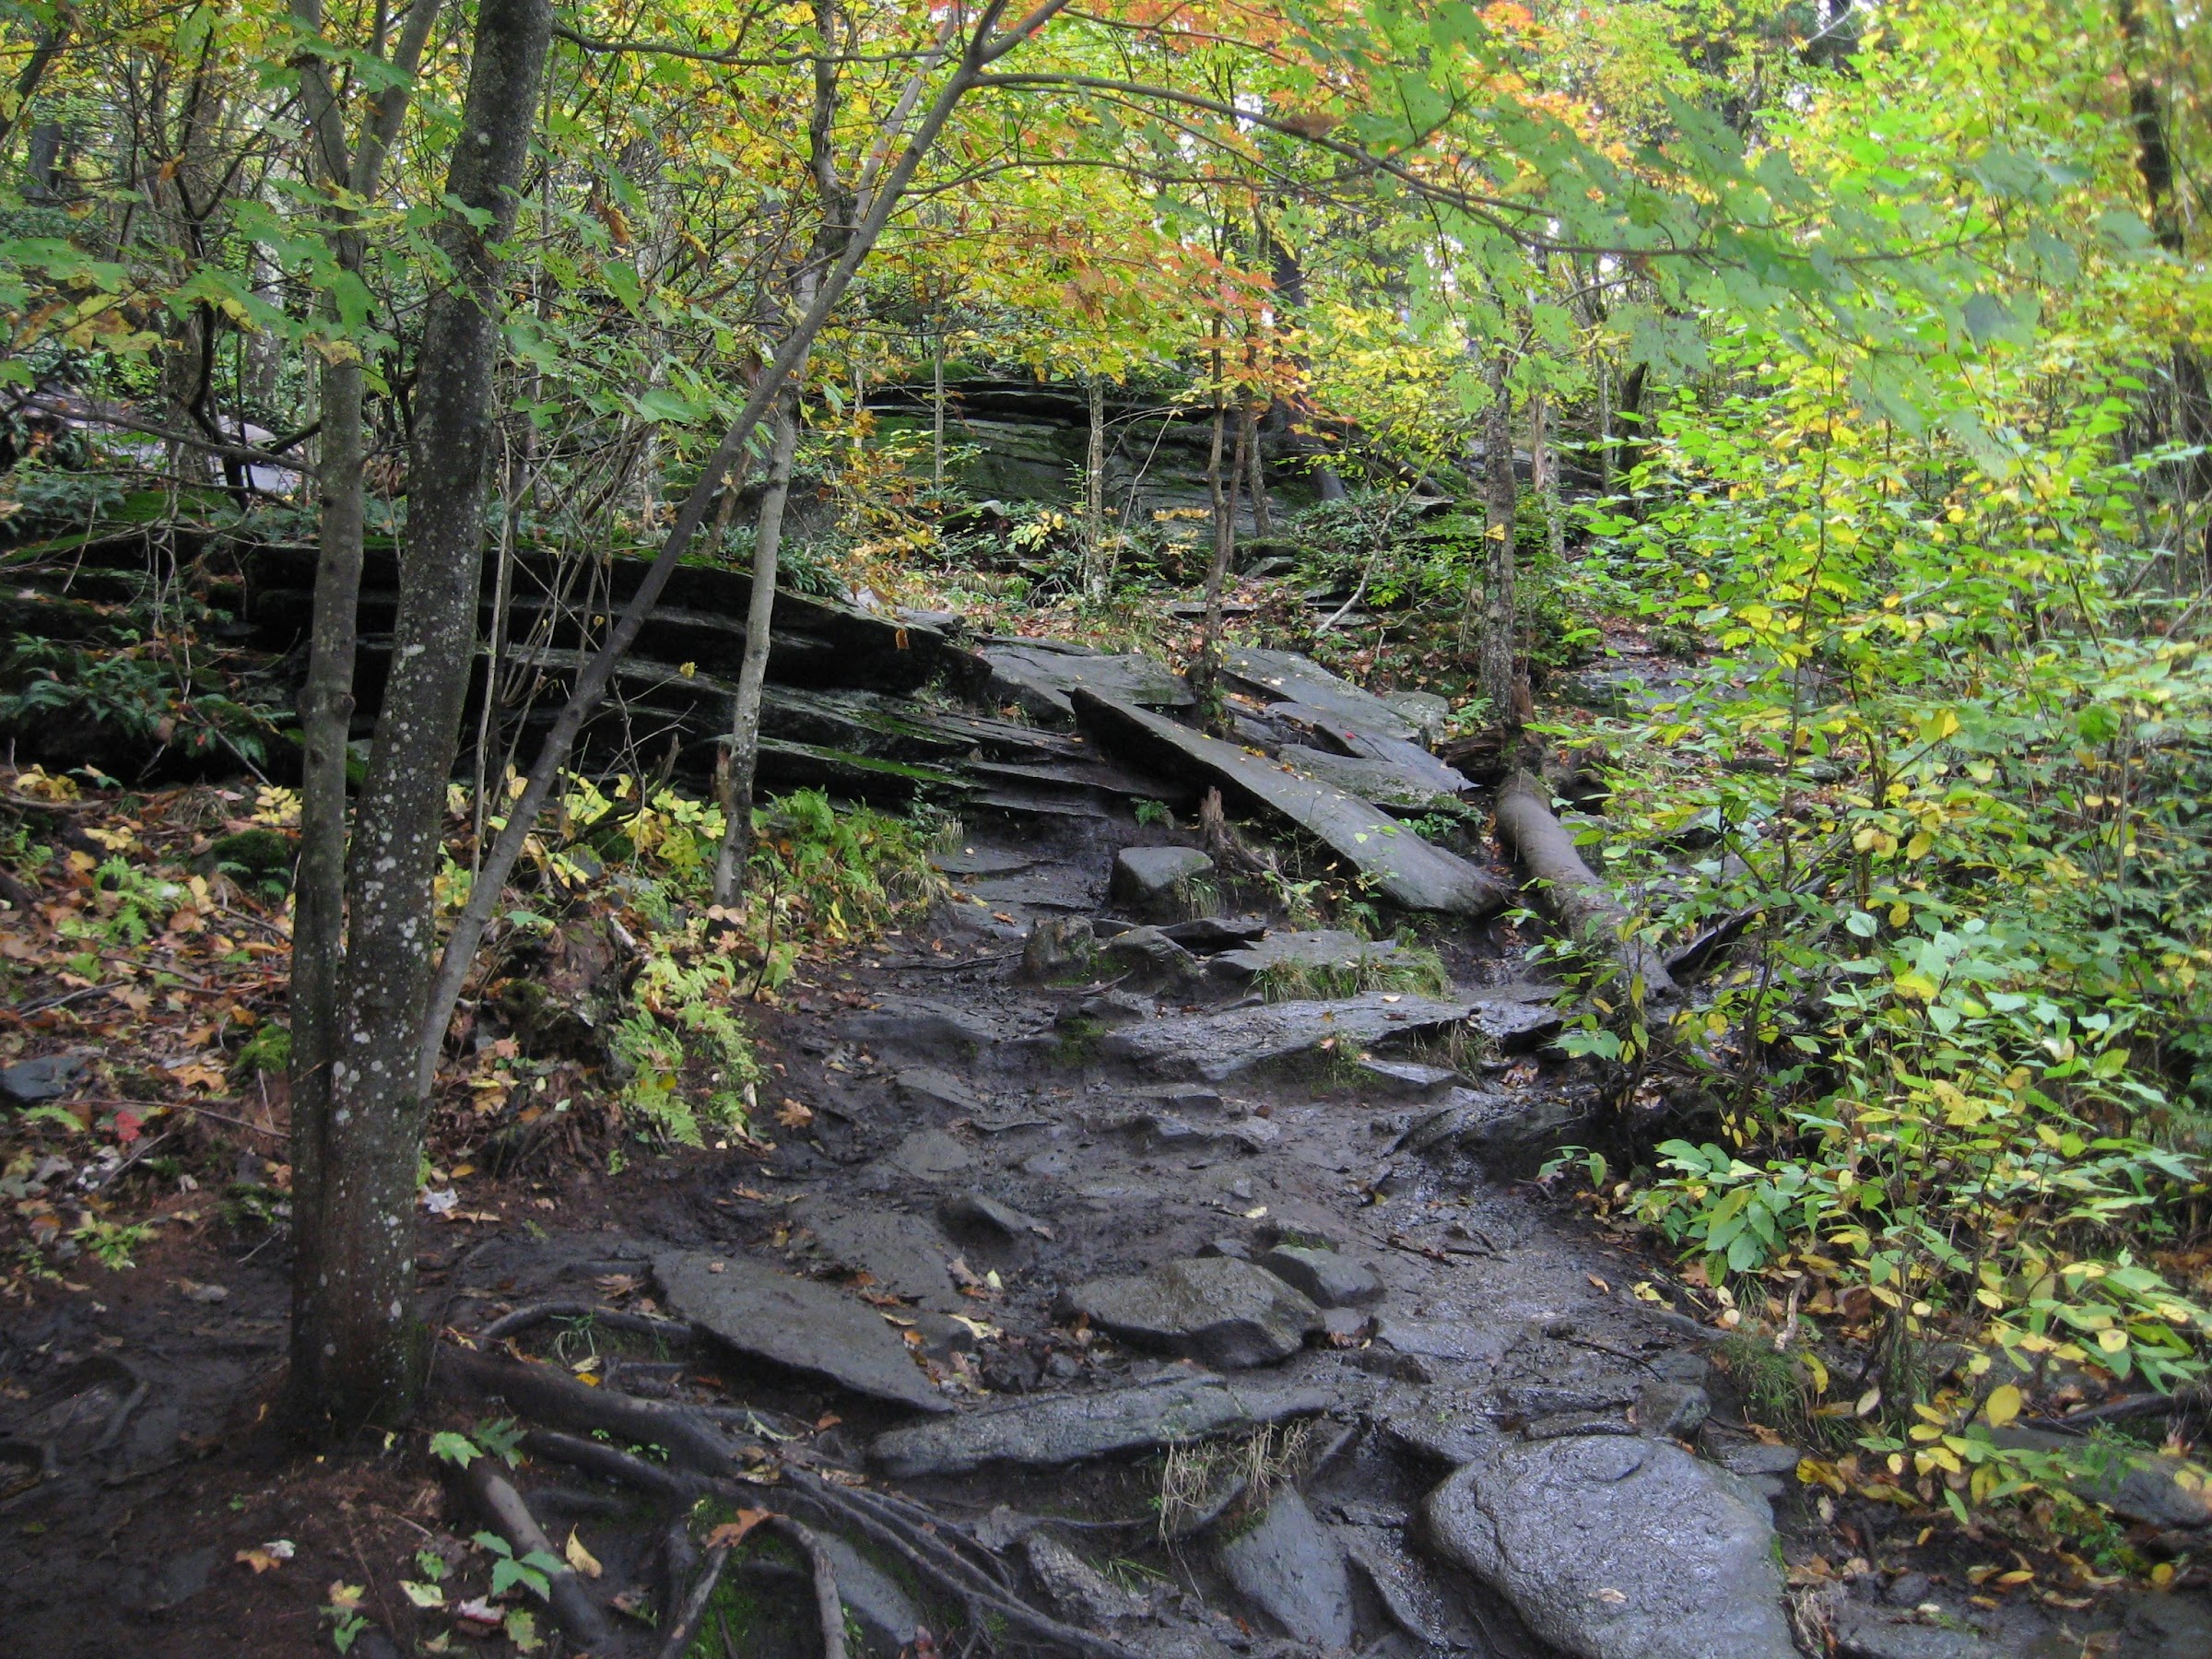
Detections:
1057,1257,1323,1369
1419,1435,1797,1659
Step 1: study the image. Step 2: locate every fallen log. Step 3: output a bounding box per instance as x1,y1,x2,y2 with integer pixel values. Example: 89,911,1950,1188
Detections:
462,1456,618,1654
1494,770,1677,1003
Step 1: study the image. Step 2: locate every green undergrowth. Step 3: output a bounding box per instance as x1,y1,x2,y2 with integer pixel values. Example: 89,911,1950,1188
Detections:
1253,943,1451,1003
453,780,947,1148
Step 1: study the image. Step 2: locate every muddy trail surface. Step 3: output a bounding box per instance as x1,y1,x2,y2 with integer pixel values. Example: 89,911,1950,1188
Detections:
6,814,2208,1659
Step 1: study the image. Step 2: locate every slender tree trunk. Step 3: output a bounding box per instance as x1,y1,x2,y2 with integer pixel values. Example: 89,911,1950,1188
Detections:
292,0,550,1435
931,331,947,491
713,388,802,905
1194,350,1246,732
1531,385,1564,568
286,0,444,1423
1085,373,1107,596
1465,356,1523,732
1243,402,1271,537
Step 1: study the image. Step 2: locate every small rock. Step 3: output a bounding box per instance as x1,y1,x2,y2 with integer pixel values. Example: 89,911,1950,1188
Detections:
1260,1244,1384,1309
1320,1308,1375,1345
1884,1573,1933,1608
1161,915,1269,950
1218,1489,1354,1650
1023,1534,1148,1625
871,1375,1334,1477
939,1191,1048,1239
1,1053,86,1106
1830,1601,2002,1659
1717,1442,1804,1478
1020,915,1095,983
1200,1236,1253,1262
913,1311,977,1361
842,999,996,1062
1111,846,1215,916
1099,925,1203,993
1635,1382,1710,1441
818,1534,924,1658
654,1251,948,1414
1993,1425,2212,1530
896,1065,988,1114
1420,1436,1798,1659
1057,1258,1323,1370
1354,1058,1462,1099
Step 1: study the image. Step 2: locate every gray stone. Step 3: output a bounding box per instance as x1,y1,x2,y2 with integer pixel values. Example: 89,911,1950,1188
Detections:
1830,1602,2002,1659
1399,1086,1590,1171
1206,928,1402,988
1103,994,1479,1083
1420,1436,1797,1659
1382,689,1452,743
895,1065,988,1114
843,998,996,1061
939,1190,1050,1239
889,1128,975,1180
1112,846,1215,914
870,1375,1334,1477
1073,692,1508,916
982,642,1195,726
653,1251,948,1414
1278,744,1464,812
1023,1534,1148,1625
1218,1489,1355,1650
1261,1244,1383,1309
1099,925,1204,994
1,1053,86,1106
1160,915,1270,950
819,1534,924,1658
1020,915,1095,983
1375,1383,1499,1465
1355,1059,1462,1099
1218,646,1422,743
1636,1382,1711,1440
1993,1426,2212,1530
1717,1441,1804,1478
792,1202,960,1310
1059,1258,1321,1369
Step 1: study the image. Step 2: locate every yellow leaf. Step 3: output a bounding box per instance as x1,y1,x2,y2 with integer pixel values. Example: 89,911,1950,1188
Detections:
2096,1328,2128,1353
564,1530,602,1580
1983,1384,2022,1427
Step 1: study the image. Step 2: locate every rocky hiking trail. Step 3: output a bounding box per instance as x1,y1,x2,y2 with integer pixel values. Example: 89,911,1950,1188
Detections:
5,642,2207,1659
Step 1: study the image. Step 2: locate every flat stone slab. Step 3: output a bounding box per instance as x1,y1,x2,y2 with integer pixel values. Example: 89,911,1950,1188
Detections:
792,1202,961,1311
653,1251,948,1414
842,999,998,1061
889,1128,975,1180
1058,1257,1322,1369
1262,1244,1383,1309
1357,1058,1462,1098
1421,1435,1797,1659
1218,1488,1354,1648
1103,994,1477,1082
1112,845,1214,913
1278,744,1464,812
895,1065,989,1114
982,642,1194,726
1218,646,1422,743
870,1374,1335,1477
1072,691,1506,916
1271,701,1470,793
1207,928,1402,987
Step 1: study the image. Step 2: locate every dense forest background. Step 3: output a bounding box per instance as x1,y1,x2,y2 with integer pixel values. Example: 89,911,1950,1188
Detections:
5,0,2212,1641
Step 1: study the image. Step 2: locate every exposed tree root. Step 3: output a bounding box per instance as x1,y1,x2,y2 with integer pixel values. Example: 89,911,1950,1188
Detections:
435,1345,1152,1659
655,1540,731,1659
462,1455,618,1653
764,1514,849,1659
477,1300,694,1345
1494,769,1677,1001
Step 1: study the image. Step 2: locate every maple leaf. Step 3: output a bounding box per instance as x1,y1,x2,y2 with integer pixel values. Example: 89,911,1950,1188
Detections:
703,1509,774,1549
775,1098,814,1129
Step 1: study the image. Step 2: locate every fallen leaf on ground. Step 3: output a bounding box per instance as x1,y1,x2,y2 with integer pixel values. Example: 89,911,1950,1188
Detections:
704,1509,774,1548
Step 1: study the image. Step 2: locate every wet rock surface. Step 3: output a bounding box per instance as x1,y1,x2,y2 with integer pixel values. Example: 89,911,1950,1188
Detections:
653,1250,949,1413
1217,1488,1355,1648
1056,1257,1324,1369
1422,1434,1799,1659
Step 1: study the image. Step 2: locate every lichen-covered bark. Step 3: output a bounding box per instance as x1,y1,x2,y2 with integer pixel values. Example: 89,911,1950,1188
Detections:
292,0,551,1432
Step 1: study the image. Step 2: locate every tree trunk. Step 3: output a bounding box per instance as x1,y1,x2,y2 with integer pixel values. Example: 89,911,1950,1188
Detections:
1496,771,1677,1002
1243,401,1272,536
291,0,550,1435
1192,347,1246,729
1085,373,1107,595
1463,355,1524,733
712,388,802,905
1530,384,1564,567
286,0,445,1424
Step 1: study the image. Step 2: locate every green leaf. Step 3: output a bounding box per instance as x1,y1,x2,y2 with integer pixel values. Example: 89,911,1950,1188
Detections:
429,1431,480,1467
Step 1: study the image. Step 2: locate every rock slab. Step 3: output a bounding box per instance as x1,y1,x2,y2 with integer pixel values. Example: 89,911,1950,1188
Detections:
1218,1488,1355,1649
1112,845,1214,914
1058,1257,1322,1369
653,1251,948,1414
1261,1244,1384,1309
1072,690,1507,916
1104,994,1477,1082
1420,1435,1796,1659
870,1374,1334,1477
